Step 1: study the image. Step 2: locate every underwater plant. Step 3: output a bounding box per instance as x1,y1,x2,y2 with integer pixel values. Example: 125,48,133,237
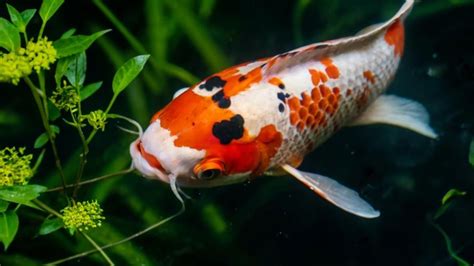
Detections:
0,0,177,264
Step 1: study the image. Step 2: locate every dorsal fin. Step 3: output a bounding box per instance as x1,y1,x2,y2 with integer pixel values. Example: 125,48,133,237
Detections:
264,0,414,76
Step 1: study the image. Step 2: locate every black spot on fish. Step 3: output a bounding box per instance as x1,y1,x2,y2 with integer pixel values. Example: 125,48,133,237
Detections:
199,76,226,91
260,63,267,68
238,75,247,82
212,90,231,109
212,115,245,145
218,97,231,108
278,83,285,89
212,90,224,101
278,103,285,113
277,92,287,102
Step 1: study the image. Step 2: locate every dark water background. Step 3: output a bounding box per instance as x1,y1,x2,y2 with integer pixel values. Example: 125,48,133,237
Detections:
0,0,473,265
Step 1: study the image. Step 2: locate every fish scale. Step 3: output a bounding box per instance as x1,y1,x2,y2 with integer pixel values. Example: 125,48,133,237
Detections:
268,31,402,169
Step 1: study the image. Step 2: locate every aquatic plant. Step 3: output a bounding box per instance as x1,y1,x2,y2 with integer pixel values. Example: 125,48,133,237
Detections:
0,0,167,263
430,188,470,266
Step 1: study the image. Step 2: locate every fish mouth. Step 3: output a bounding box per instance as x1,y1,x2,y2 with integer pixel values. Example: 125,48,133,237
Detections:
130,138,170,183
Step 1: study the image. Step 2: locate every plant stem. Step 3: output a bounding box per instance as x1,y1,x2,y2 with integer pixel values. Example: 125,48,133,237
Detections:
46,203,185,265
24,77,70,202
22,32,29,44
38,22,46,39
80,231,114,265
429,219,470,266
46,167,134,192
32,199,62,218
71,110,89,199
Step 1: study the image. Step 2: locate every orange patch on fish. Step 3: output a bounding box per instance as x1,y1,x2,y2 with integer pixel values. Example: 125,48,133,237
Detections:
356,86,371,110
384,19,405,56
222,66,263,97
309,69,321,85
363,70,376,84
321,57,340,79
268,77,284,87
156,89,237,149
287,81,341,131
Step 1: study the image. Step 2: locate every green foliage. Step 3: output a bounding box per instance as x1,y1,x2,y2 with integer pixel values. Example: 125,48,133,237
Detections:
0,211,19,251
80,81,103,101
0,18,20,52
7,5,36,34
0,185,46,204
39,0,64,25
38,217,64,235
441,189,467,205
112,54,150,95
65,52,86,88
0,1,158,263
53,29,111,58
34,125,59,149
431,189,470,266
0,200,8,212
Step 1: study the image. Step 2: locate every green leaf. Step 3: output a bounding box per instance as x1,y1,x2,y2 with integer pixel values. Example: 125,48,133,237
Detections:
48,100,60,121
112,55,150,95
32,149,46,174
38,217,63,235
60,28,76,39
50,124,60,134
34,125,59,149
0,18,20,52
0,211,19,251
20,9,36,30
34,133,49,149
0,200,9,212
0,185,47,204
65,52,86,88
80,81,103,101
442,189,467,205
469,138,474,167
55,55,75,85
53,29,111,58
39,0,64,24
6,4,25,32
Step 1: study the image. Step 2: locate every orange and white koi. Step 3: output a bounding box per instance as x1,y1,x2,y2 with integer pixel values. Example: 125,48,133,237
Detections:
130,0,436,218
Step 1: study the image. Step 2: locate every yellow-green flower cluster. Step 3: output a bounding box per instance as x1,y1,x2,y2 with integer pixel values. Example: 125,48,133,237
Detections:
50,83,80,112
24,37,57,73
86,110,107,131
0,147,33,187
61,200,105,231
0,37,57,86
0,52,32,85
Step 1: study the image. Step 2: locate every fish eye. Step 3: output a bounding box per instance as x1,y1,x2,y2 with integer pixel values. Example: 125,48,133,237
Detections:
198,169,222,180
193,158,225,180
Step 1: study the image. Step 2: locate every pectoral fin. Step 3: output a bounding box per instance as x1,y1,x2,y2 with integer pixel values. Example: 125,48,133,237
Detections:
351,95,438,139
281,164,380,219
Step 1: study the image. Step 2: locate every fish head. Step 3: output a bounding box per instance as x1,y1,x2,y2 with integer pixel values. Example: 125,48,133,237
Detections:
130,86,282,188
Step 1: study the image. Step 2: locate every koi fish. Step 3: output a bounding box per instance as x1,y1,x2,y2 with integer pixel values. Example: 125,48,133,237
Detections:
130,0,436,218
